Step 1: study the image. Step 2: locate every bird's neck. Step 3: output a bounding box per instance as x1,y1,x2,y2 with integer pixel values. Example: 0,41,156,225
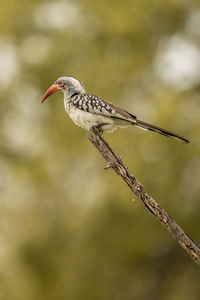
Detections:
64,91,82,113
64,90,81,101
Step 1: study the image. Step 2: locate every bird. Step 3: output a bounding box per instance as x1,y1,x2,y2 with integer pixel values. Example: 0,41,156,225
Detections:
41,76,189,144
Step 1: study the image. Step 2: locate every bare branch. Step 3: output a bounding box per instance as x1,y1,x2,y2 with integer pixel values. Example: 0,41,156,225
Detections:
88,127,200,266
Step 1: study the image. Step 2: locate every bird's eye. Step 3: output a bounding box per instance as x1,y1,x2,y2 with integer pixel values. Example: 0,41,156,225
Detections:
58,81,64,86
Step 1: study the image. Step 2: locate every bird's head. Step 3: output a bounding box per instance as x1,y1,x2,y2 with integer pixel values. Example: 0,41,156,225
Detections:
41,76,86,103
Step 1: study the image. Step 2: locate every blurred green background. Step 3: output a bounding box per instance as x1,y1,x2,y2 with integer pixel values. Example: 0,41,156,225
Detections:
0,0,200,299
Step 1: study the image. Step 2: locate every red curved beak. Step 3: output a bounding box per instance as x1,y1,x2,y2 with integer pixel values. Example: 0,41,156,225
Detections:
41,84,61,103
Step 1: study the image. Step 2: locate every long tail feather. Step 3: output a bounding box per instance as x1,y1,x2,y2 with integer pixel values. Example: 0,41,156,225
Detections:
135,119,189,144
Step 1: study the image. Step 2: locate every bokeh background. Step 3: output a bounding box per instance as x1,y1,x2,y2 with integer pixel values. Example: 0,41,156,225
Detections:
0,0,200,299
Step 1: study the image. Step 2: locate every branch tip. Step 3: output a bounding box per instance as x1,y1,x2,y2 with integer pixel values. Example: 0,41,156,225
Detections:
88,130,200,265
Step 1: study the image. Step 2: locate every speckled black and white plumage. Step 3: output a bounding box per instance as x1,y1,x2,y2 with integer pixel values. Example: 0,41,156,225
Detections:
69,93,136,120
64,92,138,133
41,76,189,143
70,94,114,114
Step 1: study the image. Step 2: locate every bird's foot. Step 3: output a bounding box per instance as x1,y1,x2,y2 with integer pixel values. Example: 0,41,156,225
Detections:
90,123,108,135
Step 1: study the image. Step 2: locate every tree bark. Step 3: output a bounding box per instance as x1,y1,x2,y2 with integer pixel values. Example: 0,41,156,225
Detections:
88,127,200,266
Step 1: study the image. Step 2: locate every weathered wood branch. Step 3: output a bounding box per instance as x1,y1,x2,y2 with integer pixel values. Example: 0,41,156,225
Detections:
88,127,200,265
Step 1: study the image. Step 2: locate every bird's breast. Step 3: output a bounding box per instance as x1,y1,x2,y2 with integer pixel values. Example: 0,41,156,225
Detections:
65,105,115,132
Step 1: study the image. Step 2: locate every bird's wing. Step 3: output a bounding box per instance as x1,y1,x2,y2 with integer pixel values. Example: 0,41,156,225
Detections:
72,94,137,123
71,94,189,143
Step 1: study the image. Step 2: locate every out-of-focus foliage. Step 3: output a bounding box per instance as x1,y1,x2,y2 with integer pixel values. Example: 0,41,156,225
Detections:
0,0,200,299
